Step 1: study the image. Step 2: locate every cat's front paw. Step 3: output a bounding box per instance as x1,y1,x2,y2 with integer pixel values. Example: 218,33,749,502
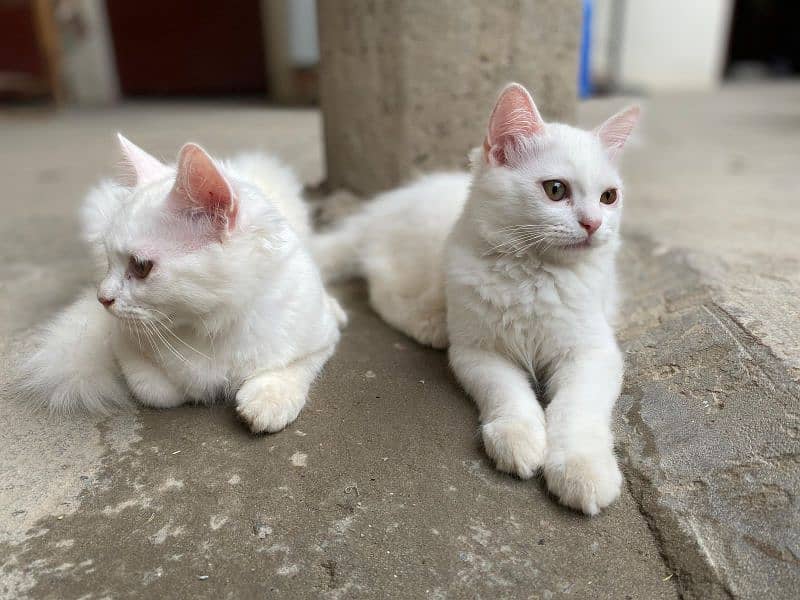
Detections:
482,416,547,479
235,373,306,434
544,447,622,515
123,363,185,409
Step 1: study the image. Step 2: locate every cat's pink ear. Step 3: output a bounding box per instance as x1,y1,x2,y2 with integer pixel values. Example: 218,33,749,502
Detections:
168,143,238,234
483,83,545,166
116,133,171,186
595,105,640,159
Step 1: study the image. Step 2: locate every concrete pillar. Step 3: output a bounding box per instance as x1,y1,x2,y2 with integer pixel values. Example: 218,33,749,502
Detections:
318,0,582,195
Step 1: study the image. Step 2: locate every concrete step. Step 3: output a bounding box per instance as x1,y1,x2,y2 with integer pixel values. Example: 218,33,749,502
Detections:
618,235,799,599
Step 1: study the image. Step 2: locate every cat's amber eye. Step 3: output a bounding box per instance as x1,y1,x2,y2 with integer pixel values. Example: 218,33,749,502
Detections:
600,189,618,205
129,256,154,279
542,180,568,201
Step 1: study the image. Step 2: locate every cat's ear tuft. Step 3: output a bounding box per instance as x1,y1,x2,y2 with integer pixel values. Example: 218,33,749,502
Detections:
484,83,545,166
169,143,238,234
116,133,171,186
595,105,640,159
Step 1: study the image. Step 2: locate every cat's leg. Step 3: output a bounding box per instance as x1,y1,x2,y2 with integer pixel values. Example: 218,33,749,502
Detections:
411,286,449,349
235,345,334,434
543,344,624,515
118,354,185,409
369,279,448,349
449,344,546,478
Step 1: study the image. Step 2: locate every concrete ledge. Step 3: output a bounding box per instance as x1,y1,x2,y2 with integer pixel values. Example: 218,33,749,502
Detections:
617,236,800,600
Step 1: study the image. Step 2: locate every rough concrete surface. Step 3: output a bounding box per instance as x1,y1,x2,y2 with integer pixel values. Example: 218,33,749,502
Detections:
1,84,799,599
579,84,800,599
604,84,800,385
318,0,581,194
617,238,799,599
1,282,674,599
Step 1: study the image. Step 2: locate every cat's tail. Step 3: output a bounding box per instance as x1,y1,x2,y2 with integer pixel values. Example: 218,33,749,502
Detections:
311,218,363,283
19,289,130,414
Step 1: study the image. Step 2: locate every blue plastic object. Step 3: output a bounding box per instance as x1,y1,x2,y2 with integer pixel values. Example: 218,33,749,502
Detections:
579,0,593,98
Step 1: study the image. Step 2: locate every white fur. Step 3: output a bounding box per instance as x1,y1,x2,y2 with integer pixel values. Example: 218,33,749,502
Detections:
313,173,467,349
21,289,129,414
23,143,345,433
313,87,637,514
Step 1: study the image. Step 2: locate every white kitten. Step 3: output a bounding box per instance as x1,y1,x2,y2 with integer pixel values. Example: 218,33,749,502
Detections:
313,83,639,514
22,135,346,433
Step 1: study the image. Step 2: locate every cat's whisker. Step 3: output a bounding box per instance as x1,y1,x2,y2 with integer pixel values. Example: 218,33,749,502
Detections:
495,224,541,233
147,319,192,367
198,316,217,360
125,319,143,354
133,320,143,353
488,236,533,252
146,318,185,360
508,233,548,246
140,320,157,352
498,223,550,231
148,307,175,325
146,311,212,361
494,229,550,243
141,320,168,366
486,231,551,256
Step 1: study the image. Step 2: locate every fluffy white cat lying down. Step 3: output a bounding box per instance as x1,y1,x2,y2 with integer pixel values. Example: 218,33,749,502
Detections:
23,135,345,433
313,83,640,514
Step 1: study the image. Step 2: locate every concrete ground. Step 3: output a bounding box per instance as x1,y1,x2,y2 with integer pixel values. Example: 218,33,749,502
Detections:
0,83,797,599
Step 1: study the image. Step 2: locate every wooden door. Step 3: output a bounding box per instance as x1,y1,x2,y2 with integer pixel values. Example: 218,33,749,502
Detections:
106,0,266,96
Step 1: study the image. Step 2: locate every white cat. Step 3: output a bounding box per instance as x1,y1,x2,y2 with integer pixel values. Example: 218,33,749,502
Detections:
313,83,639,514
22,135,346,433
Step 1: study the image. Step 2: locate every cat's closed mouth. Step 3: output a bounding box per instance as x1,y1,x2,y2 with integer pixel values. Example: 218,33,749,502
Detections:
562,239,592,250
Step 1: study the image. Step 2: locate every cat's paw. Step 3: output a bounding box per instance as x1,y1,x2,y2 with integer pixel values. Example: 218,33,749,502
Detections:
235,373,306,434
482,416,547,479
124,366,185,409
412,310,448,349
544,447,622,515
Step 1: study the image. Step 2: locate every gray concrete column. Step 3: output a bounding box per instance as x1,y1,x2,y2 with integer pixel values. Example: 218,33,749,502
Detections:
318,0,582,195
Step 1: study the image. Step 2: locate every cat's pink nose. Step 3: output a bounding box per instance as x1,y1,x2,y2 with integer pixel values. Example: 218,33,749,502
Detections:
579,217,601,235
98,296,115,308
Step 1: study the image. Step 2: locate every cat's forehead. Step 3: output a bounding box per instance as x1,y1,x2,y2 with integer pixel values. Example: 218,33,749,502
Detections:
121,188,166,225
536,124,620,186
102,182,175,248
127,177,174,210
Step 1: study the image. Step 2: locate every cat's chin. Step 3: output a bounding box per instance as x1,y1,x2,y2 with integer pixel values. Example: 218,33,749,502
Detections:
560,239,592,250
